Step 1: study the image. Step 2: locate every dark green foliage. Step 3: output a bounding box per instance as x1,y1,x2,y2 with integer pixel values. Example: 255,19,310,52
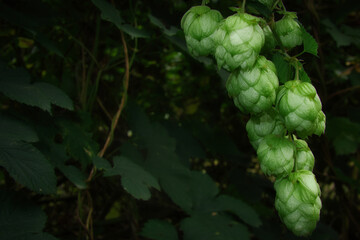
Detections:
0,0,359,239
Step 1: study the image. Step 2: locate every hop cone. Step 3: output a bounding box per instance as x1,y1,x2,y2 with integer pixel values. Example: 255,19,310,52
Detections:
274,170,322,236
274,13,302,49
314,110,326,136
294,139,314,171
276,80,322,138
261,25,277,53
226,56,279,113
181,6,223,57
257,134,295,177
246,108,286,150
213,13,265,71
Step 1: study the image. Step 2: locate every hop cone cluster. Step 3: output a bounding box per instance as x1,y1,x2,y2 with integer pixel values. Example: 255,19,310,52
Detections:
181,3,325,237
275,171,322,236
226,56,279,113
181,6,223,57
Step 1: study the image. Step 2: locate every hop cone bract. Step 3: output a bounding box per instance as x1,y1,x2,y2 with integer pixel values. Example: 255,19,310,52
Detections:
181,6,223,57
246,108,286,150
274,170,321,236
226,56,279,113
274,13,302,49
294,139,314,171
257,134,295,177
276,80,322,138
213,13,265,71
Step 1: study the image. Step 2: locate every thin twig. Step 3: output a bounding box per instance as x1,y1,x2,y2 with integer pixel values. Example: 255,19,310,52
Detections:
327,85,360,100
97,97,112,121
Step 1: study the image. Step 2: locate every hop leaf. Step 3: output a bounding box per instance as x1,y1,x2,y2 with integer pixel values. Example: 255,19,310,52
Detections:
274,13,302,49
213,13,265,71
181,6,223,57
294,139,314,171
226,56,279,113
276,80,323,138
274,170,321,236
257,134,295,177
246,108,286,150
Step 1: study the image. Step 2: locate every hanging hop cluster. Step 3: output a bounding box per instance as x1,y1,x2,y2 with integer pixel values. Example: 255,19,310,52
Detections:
181,1,326,237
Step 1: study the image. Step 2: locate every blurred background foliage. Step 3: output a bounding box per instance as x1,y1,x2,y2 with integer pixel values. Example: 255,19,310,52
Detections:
0,0,360,239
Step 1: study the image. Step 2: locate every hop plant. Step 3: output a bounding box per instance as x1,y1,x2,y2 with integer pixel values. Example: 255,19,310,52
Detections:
314,110,326,136
256,134,295,177
274,13,302,49
246,108,286,150
274,170,322,236
181,6,223,57
294,139,315,171
213,13,265,71
276,80,323,138
261,25,277,53
226,56,279,113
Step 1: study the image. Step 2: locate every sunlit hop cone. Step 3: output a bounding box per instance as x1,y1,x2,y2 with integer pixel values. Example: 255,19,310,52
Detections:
246,108,286,150
181,6,223,57
274,170,322,236
276,80,323,138
274,12,302,49
226,56,279,113
213,13,265,71
294,139,314,171
314,110,326,136
257,134,295,177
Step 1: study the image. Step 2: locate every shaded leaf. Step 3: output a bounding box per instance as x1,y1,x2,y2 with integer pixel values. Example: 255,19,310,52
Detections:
0,190,58,240
91,0,150,38
181,214,250,240
0,65,73,113
301,27,318,56
322,19,353,47
140,219,179,240
0,141,56,194
92,155,111,170
299,65,311,83
0,114,38,142
148,14,179,36
104,156,160,200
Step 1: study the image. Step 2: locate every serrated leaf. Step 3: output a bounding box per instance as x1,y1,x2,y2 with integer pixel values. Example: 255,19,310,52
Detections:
0,114,38,142
0,65,73,113
0,190,58,240
299,65,311,83
272,53,292,84
148,14,179,36
104,156,160,200
91,0,150,38
214,195,262,227
0,141,57,194
140,219,179,240
181,214,250,240
301,27,318,56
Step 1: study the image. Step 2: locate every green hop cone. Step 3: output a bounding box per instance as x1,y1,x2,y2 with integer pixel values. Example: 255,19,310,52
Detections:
246,108,286,150
314,110,326,136
213,13,265,71
276,80,323,138
181,6,223,57
274,170,321,236
257,134,295,177
226,56,279,113
294,139,314,171
261,25,277,54
274,13,302,49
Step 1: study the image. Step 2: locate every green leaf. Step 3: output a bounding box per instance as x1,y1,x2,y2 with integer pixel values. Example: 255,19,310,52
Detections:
301,27,318,56
91,0,150,38
181,214,250,240
214,195,262,227
104,156,160,200
140,219,179,240
322,19,353,47
271,53,292,84
0,141,57,194
0,114,38,142
0,65,73,113
148,14,179,36
299,64,311,83
92,155,111,170
0,190,58,240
